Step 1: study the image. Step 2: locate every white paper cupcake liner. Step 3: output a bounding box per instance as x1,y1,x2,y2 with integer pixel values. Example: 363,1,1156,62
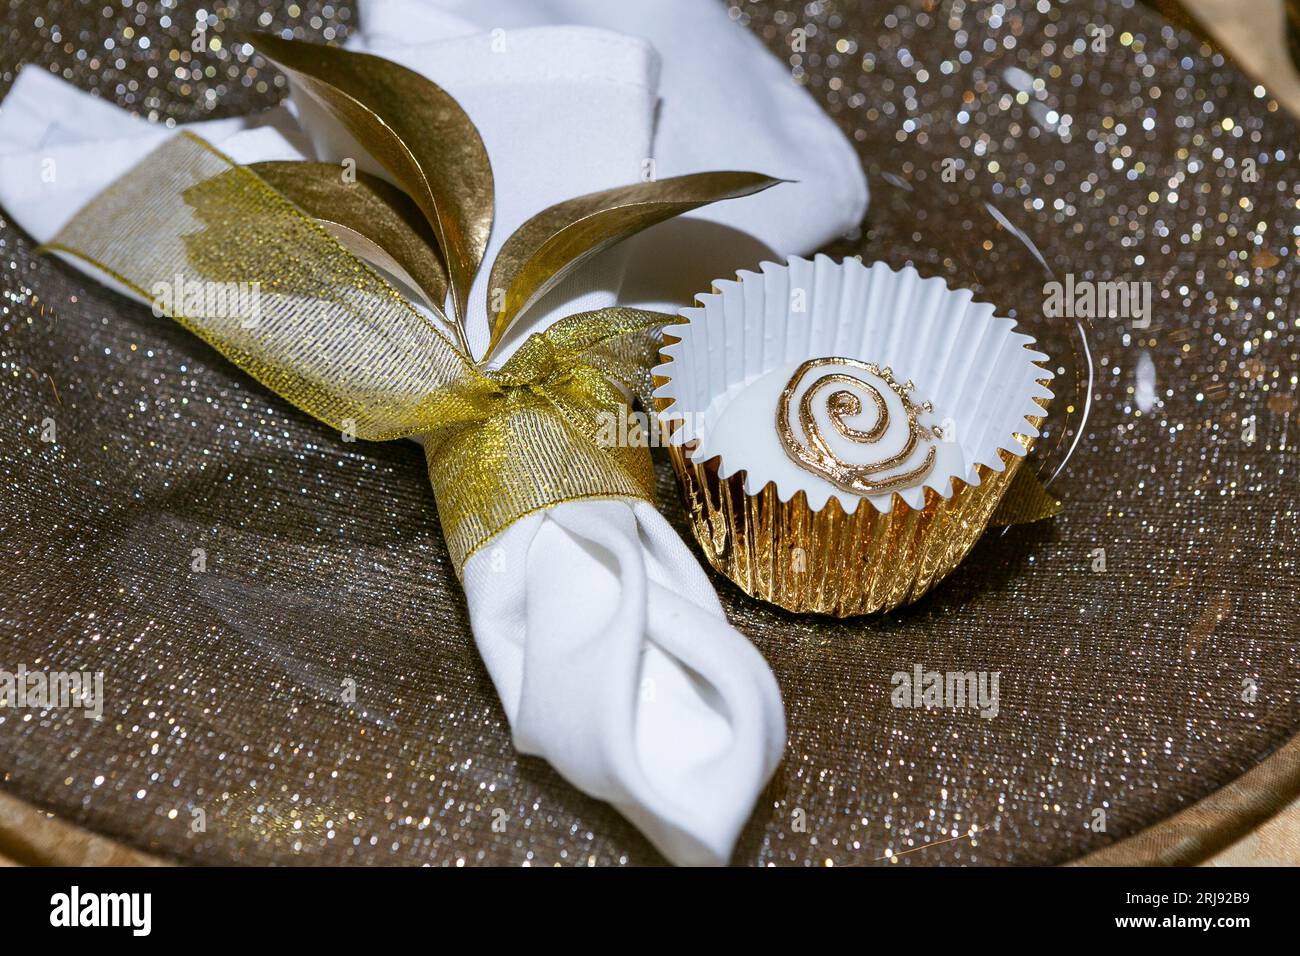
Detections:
654,254,1054,513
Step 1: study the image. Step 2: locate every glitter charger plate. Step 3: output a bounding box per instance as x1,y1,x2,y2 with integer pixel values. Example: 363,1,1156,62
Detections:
2,0,1299,866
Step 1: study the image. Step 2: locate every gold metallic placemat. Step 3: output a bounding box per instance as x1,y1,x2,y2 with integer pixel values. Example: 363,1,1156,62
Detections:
1,0,1297,865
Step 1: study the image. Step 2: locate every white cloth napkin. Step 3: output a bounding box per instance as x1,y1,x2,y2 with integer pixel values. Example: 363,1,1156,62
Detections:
0,0,867,865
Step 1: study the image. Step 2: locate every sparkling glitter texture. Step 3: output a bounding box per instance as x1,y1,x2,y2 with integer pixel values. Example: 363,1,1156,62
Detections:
1,0,1298,865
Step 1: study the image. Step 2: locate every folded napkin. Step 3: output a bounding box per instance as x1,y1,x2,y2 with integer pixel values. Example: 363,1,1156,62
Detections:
0,0,867,865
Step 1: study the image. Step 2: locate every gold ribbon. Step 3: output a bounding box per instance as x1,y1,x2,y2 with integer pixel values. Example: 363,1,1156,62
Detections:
41,131,667,572
418,306,665,566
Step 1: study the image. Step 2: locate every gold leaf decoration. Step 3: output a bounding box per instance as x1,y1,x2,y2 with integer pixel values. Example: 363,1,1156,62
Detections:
247,160,449,317
245,32,493,330
988,464,1062,526
483,172,784,360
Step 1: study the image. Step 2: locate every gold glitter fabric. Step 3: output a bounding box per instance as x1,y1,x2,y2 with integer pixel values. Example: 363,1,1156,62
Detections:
1,0,1299,866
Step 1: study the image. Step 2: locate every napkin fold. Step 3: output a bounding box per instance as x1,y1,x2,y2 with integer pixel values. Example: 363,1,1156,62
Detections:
0,0,867,864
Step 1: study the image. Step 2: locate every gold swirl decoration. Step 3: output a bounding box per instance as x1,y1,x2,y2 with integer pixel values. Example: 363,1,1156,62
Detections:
776,358,939,496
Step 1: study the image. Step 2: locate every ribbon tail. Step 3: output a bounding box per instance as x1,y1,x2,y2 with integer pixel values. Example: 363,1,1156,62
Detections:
40,131,475,442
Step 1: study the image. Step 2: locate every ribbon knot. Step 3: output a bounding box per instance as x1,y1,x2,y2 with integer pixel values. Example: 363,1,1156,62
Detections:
492,333,565,388
417,308,671,572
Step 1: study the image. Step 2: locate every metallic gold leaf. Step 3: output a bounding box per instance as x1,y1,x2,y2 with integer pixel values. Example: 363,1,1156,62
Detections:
483,171,784,360
989,463,1063,526
247,160,449,315
245,33,493,332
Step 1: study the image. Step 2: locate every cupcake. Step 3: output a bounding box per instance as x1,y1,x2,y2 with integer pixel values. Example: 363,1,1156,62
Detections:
653,255,1054,617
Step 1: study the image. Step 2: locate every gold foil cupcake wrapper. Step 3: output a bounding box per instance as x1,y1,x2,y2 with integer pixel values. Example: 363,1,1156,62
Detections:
662,423,1043,617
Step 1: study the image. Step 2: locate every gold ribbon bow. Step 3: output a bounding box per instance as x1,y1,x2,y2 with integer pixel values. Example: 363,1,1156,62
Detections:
417,306,667,567
40,36,782,572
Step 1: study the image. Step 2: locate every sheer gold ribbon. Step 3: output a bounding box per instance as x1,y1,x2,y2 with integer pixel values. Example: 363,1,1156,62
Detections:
42,132,664,572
